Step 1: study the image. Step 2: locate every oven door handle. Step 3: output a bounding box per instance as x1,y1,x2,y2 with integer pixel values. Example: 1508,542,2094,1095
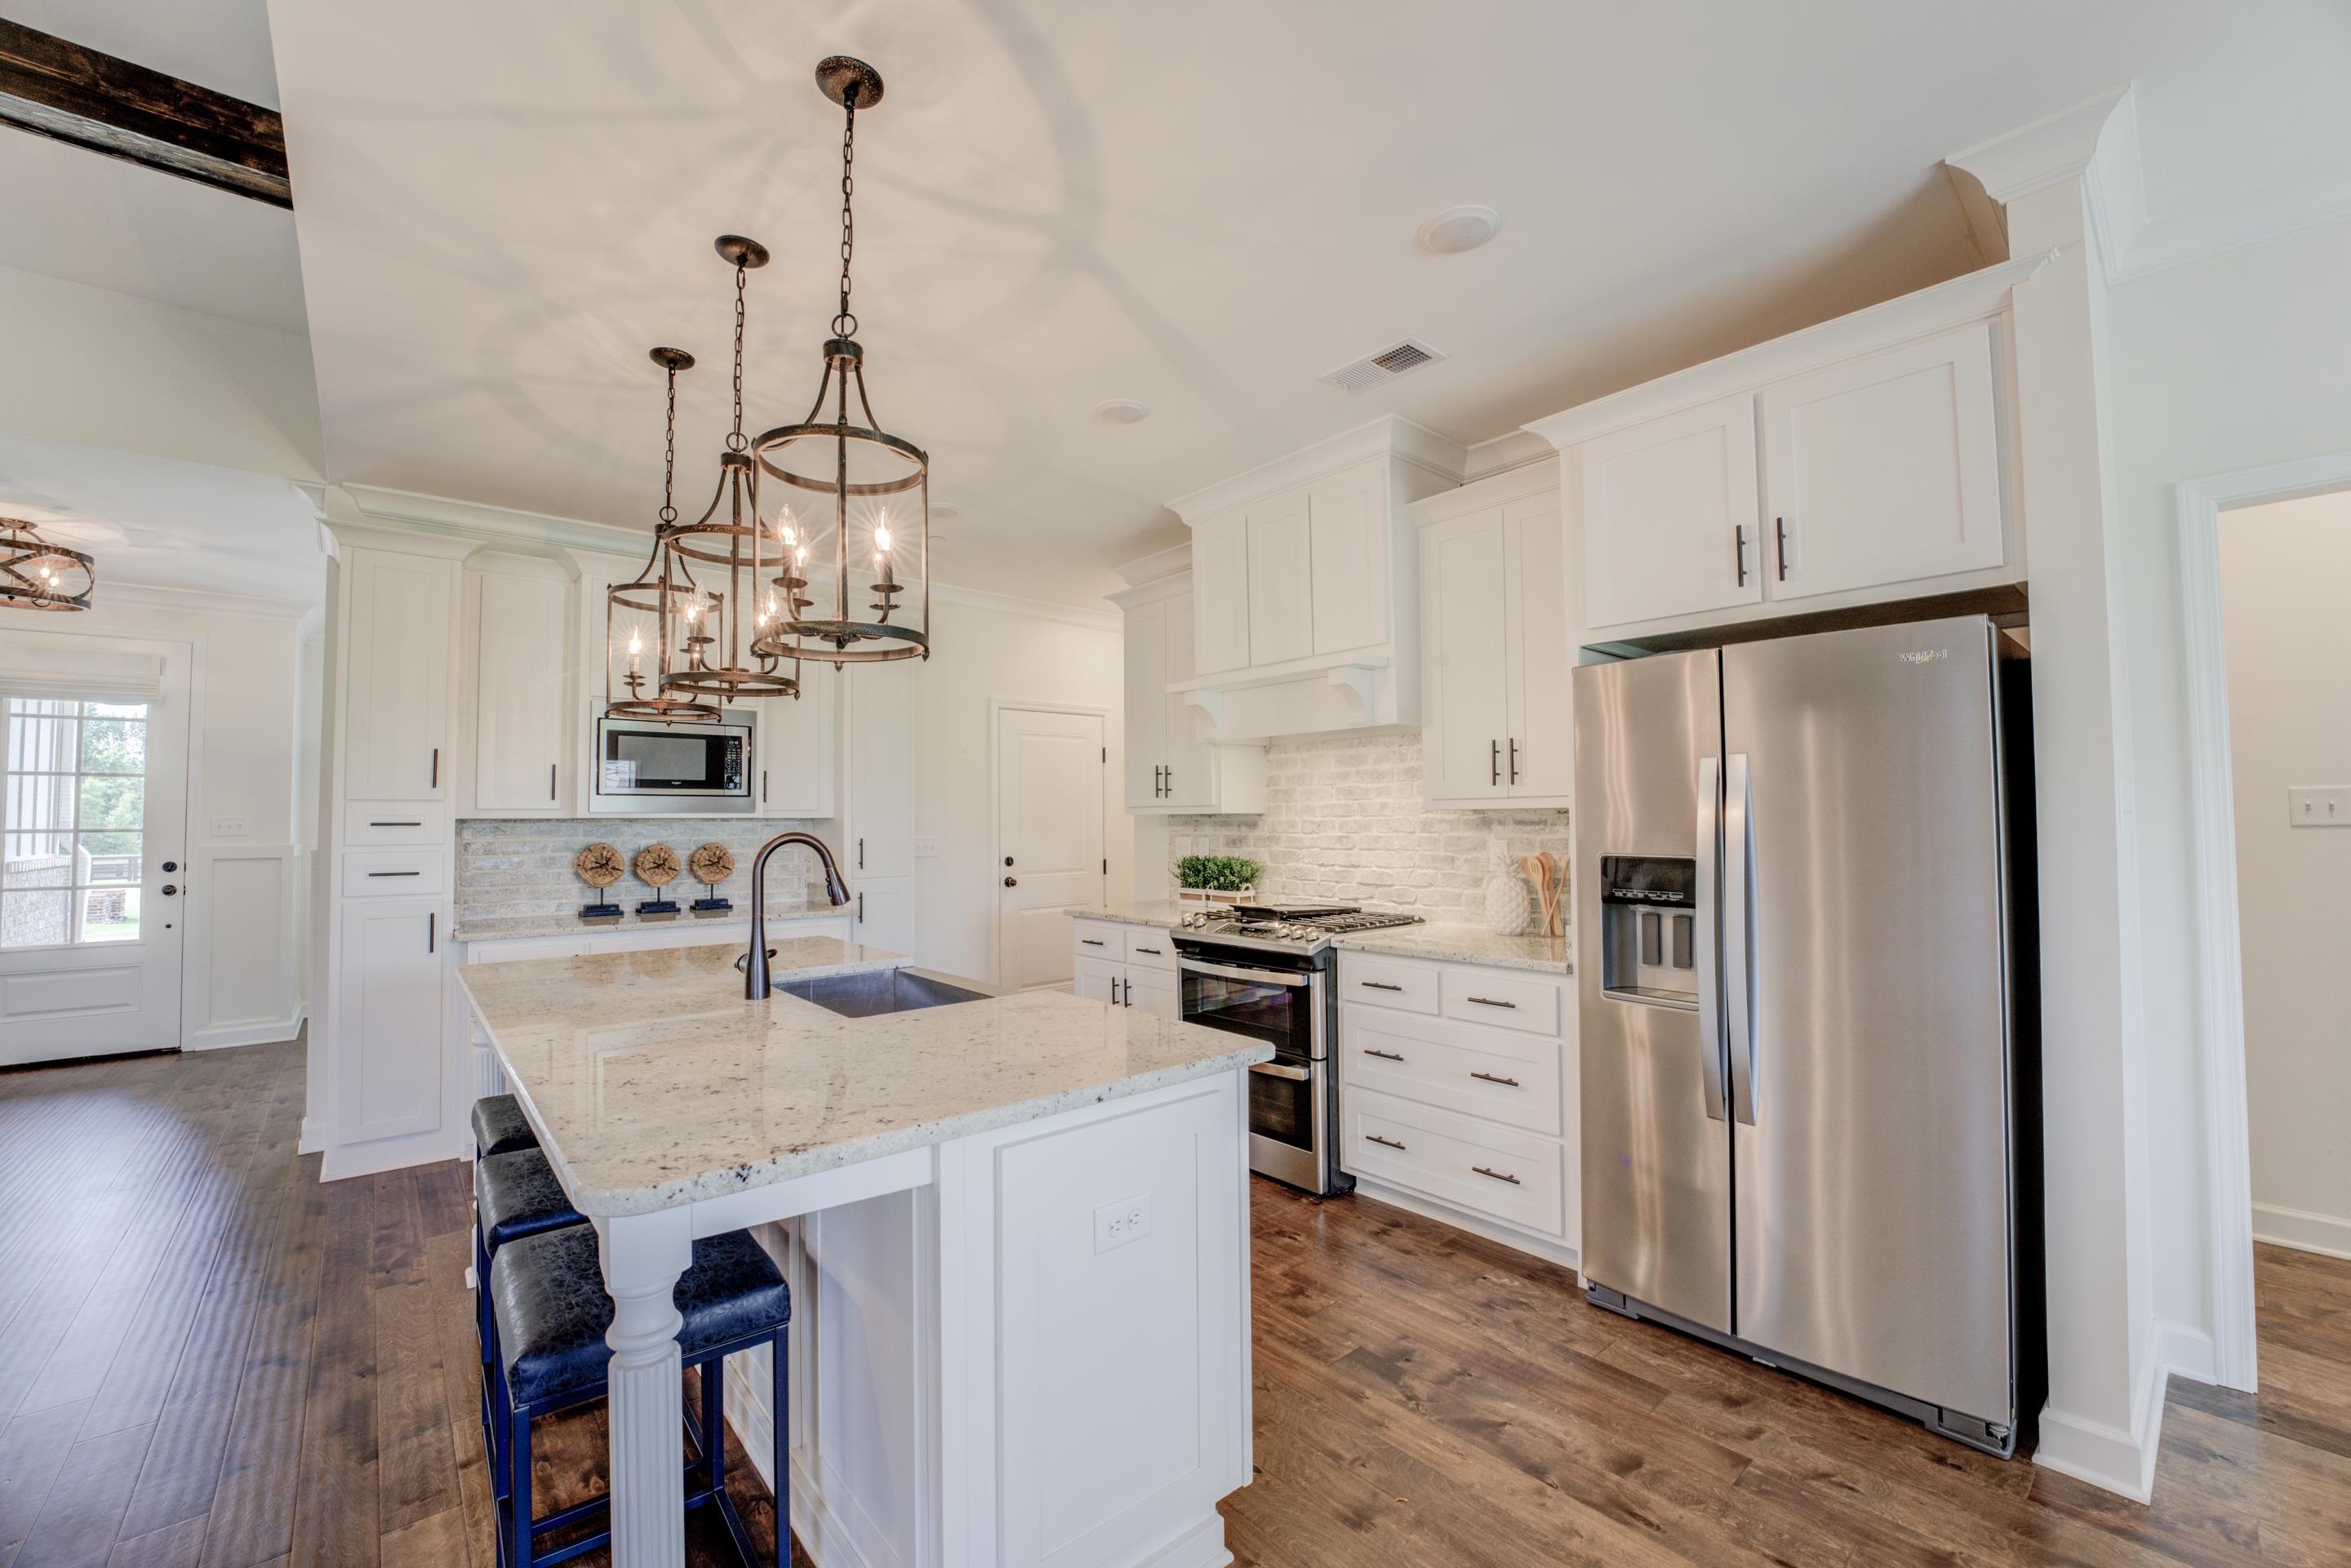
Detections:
1246,1059,1312,1082
1178,957,1312,988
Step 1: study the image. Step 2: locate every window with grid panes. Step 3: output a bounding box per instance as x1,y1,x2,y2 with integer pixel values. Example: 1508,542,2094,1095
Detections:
2,698,149,948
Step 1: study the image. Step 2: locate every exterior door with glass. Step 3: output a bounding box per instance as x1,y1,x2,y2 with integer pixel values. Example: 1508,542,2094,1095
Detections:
0,642,190,1064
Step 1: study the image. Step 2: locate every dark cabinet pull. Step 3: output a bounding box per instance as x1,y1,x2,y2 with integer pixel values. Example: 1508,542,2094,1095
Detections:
1121,976,1132,1006
857,837,864,869
1470,1071,1522,1088
1509,739,1519,785
1365,1133,1407,1151
430,748,439,788
1162,765,1171,798
370,821,423,828
1081,937,1106,947
428,912,436,953
1363,1048,1405,1062
1491,740,1500,785
1735,523,1749,586
549,762,558,801
857,891,865,922
1359,979,1403,992
1472,1165,1522,1185
368,870,422,877
1134,945,1162,956
1775,517,1790,581
762,769,769,805
1466,995,1518,1009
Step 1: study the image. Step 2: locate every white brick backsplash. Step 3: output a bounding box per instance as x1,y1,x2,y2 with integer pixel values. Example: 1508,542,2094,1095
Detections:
1166,733,1567,923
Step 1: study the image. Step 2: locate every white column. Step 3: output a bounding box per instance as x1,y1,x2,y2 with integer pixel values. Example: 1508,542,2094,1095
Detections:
599,1206,693,1568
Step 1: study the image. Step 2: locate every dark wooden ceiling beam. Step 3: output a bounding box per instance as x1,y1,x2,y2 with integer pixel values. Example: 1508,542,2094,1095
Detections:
0,18,290,207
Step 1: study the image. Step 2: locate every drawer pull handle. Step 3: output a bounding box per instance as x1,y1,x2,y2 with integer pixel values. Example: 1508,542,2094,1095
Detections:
1134,946,1162,955
1469,1072,1522,1087
367,870,423,877
1081,938,1106,947
1364,1134,1407,1151
1359,980,1404,992
1363,1048,1406,1062
1473,1165,1522,1185
1466,995,1518,1009
369,820,424,828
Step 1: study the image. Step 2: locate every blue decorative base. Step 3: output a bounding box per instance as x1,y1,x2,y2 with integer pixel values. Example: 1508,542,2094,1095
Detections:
634,900,681,920
691,897,733,917
579,902,624,922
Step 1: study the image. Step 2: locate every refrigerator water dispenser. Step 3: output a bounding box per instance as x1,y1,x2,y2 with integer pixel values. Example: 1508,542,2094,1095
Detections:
1598,855,1700,1007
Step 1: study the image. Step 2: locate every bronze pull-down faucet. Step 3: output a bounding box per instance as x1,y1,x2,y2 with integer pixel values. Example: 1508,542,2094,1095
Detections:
742,831,852,999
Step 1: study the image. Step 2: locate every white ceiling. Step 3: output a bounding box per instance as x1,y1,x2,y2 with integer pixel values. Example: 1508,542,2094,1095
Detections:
8,2,2351,609
0,431,324,604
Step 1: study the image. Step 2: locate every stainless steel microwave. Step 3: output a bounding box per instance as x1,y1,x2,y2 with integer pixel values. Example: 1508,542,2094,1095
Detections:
590,717,754,815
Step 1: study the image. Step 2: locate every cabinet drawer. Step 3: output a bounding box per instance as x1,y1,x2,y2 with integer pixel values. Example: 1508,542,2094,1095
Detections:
1338,954,1439,1014
1072,920,1123,957
1441,967,1562,1035
1122,927,1177,971
342,849,447,899
342,802,447,846
1340,1005,1562,1136
1343,1088,1566,1237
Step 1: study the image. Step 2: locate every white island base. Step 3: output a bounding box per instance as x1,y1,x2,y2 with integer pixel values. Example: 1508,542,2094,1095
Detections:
696,1073,1250,1568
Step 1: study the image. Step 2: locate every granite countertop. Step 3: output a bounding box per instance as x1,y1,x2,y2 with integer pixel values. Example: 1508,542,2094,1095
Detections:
452,901,850,944
1329,922,1571,975
457,935,1273,1217
1067,901,1194,931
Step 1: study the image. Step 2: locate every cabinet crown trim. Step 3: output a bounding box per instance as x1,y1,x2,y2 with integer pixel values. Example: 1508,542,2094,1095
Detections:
1410,465,1561,526
1522,251,2053,452
1113,541,1192,589
1167,415,1467,526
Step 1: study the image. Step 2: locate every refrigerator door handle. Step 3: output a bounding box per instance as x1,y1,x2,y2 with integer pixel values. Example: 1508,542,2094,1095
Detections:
1695,756,1727,1122
1725,752,1759,1126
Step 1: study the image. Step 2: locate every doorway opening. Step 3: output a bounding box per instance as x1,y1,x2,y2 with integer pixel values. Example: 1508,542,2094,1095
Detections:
990,702,1108,991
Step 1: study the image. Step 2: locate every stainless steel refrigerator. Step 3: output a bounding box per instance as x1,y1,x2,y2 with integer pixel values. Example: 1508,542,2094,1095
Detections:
1572,614,2038,1455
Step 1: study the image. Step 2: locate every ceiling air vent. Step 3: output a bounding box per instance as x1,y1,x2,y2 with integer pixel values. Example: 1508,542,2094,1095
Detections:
1320,337,1446,393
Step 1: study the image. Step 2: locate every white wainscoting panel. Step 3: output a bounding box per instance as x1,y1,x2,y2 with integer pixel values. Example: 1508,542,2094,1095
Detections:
189,844,304,1050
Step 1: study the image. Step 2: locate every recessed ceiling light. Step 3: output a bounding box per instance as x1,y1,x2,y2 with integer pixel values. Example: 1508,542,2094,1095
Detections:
930,500,960,520
1095,398,1151,424
1417,204,1502,255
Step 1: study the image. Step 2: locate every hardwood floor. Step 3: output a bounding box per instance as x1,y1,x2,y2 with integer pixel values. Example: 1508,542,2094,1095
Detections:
6,1042,2350,1568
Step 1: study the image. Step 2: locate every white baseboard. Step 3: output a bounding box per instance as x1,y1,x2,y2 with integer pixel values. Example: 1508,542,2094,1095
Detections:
185,1008,306,1051
1348,1176,1582,1274
297,1117,327,1155
2033,1347,2168,1504
2158,1320,2219,1387
318,1129,461,1182
2253,1202,2351,1260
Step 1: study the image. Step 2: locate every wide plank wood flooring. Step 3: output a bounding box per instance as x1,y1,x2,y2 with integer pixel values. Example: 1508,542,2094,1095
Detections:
6,1041,2351,1567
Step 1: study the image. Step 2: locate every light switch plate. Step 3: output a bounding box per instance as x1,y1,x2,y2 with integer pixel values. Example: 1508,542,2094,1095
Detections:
913,836,940,858
2287,786,2351,828
1093,1192,1153,1254
210,815,250,837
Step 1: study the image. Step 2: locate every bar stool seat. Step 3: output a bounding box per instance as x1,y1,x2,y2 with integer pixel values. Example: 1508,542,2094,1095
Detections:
488,1224,791,1568
472,1094,540,1158
475,1149,584,1252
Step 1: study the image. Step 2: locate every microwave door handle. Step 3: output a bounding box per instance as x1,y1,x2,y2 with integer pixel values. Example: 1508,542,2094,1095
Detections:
1724,752,1758,1126
1695,756,1727,1122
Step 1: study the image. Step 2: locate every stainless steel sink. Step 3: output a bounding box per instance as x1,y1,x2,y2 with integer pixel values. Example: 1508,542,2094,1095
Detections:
778,966,1004,1018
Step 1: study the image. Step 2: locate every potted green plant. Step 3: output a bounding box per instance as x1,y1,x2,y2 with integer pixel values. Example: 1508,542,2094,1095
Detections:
1174,854,1260,906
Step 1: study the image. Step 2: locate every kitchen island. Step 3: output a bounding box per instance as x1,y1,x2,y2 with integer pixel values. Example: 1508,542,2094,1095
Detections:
459,935,1271,1568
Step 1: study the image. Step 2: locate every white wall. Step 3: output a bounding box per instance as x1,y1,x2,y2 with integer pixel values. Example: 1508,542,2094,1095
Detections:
908,593,1127,985
2105,212,2351,1355
0,588,313,1050
2215,491,2351,1258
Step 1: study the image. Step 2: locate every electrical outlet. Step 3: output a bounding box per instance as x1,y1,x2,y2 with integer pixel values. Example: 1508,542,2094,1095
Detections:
913,836,940,858
2287,786,2351,828
210,815,250,837
1093,1193,1153,1254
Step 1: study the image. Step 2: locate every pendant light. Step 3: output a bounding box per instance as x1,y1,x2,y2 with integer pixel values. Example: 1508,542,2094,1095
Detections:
0,517,95,612
752,57,929,666
604,348,721,723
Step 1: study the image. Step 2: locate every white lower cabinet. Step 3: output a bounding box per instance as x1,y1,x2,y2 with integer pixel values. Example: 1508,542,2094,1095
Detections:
1336,951,1575,1258
335,897,447,1145
1070,919,1180,1017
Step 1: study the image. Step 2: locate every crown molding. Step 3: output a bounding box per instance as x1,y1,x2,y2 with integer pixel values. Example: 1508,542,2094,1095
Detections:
1409,455,1560,526
1166,415,1469,526
929,581,1122,633
340,482,647,557
1947,85,2130,207
1114,541,1191,589
101,579,317,620
1524,251,2054,451
1460,428,1558,483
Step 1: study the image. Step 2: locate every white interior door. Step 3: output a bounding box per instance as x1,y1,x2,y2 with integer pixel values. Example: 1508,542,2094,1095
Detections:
0,637,191,1064
997,707,1105,990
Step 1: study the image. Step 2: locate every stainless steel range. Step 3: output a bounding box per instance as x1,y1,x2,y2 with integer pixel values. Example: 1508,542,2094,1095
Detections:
1170,903,1421,1195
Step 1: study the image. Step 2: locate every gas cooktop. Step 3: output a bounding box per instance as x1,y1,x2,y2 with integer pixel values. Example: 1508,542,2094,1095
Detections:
1175,902,1423,953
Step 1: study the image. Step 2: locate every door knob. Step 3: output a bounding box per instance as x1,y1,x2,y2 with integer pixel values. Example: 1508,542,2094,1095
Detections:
1003,876,1018,887
161,884,180,896
162,860,178,873
1004,855,1014,867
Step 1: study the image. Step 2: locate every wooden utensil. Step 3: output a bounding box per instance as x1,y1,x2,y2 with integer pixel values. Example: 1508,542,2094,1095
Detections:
1537,851,1563,937
1518,856,1549,938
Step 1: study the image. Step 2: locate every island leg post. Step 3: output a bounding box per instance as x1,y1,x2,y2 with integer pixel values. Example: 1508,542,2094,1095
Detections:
599,1208,693,1568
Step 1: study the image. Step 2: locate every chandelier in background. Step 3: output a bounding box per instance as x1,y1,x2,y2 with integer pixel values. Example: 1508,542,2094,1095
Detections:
0,516,95,612
603,348,721,722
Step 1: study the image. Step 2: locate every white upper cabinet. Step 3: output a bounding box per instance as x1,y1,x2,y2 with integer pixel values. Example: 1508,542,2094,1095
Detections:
1122,593,1171,811
1112,566,1265,816
755,659,838,818
1189,512,1251,674
465,564,570,815
1244,488,1313,666
342,548,456,802
1579,393,1762,631
1308,462,1388,655
1758,322,2005,601
1415,472,1570,810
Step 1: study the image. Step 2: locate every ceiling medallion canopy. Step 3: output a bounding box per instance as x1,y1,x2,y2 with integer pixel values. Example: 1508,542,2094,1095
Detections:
750,56,929,667
0,516,95,612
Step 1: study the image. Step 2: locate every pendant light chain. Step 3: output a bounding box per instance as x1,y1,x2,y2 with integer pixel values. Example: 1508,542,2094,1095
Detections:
660,360,680,525
727,259,749,453
835,88,857,339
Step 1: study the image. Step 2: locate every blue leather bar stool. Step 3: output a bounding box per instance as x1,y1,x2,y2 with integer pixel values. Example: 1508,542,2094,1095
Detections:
488,1224,790,1568
473,1093,540,1157
474,1148,587,1480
